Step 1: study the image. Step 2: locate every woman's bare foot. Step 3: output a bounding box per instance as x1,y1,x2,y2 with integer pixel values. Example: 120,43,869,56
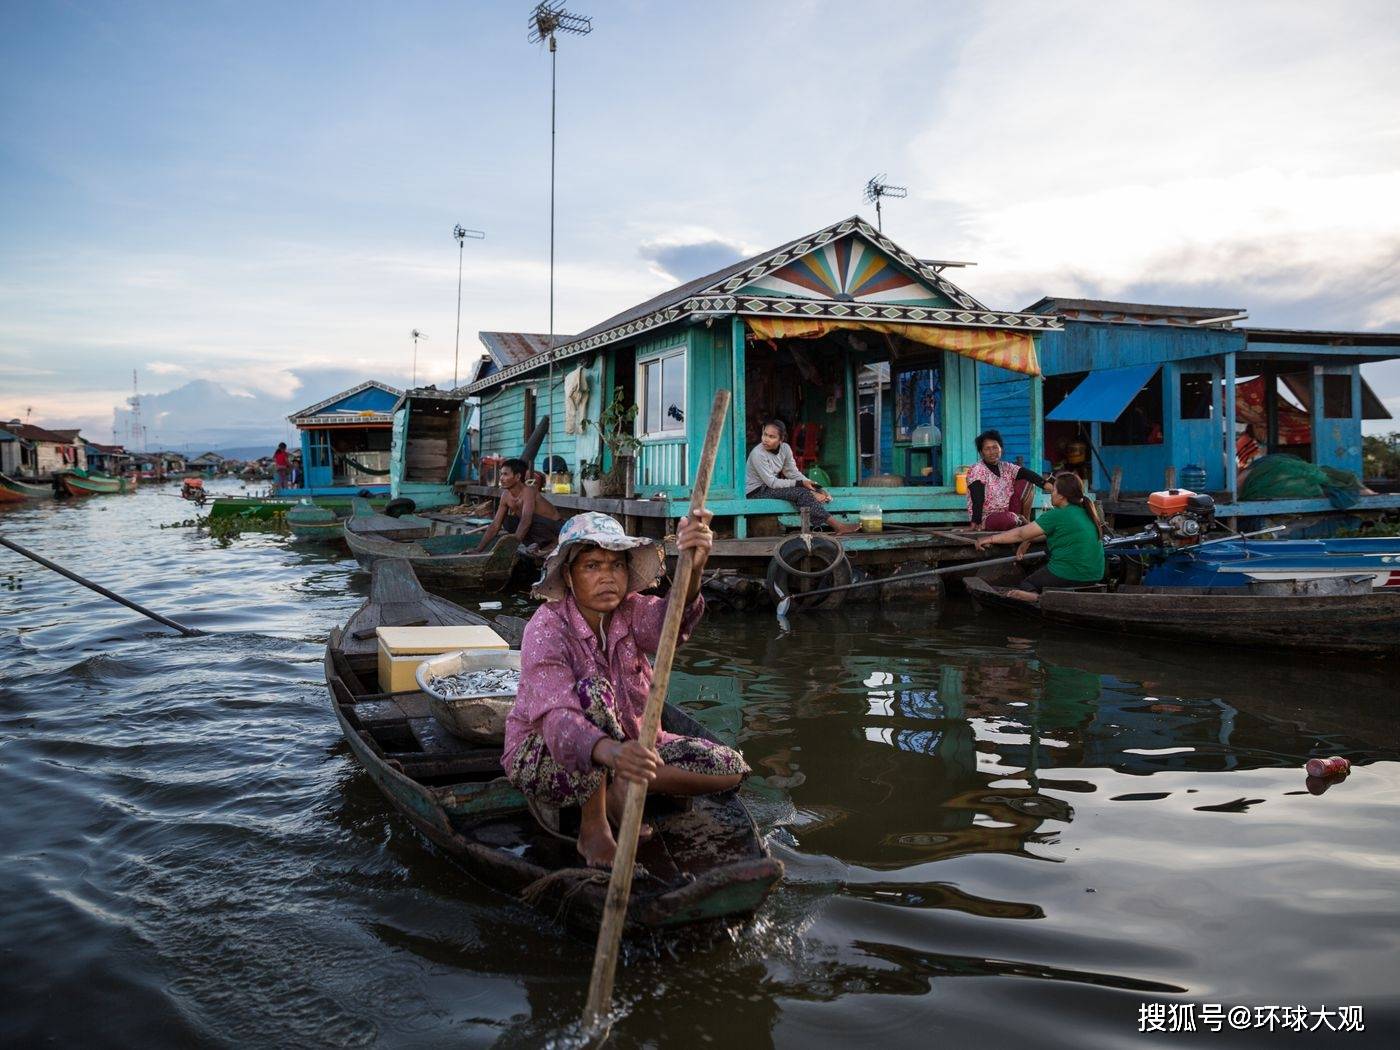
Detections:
830,518,862,535
606,778,654,841
1007,588,1040,602
577,815,618,869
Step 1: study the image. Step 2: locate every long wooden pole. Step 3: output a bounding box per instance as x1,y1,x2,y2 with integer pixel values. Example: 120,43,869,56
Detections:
0,535,204,637
582,389,730,1031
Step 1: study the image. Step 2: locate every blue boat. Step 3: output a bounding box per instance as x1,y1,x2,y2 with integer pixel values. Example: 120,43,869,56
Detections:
1141,536,1400,591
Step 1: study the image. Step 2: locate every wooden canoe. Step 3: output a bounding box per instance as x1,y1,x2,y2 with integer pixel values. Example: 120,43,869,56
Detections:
286,502,346,542
965,576,1400,656
60,471,130,496
344,499,519,590
326,560,782,934
0,473,56,500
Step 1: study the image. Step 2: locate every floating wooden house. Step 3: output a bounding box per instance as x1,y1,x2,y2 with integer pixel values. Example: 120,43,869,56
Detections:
0,422,86,479
280,381,402,498
388,386,474,510
978,298,1400,525
83,441,131,477
462,217,1057,552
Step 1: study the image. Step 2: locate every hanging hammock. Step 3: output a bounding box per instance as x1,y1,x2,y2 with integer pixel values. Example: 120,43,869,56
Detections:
344,456,391,476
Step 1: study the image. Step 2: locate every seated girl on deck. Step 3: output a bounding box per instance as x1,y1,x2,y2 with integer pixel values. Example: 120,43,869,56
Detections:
504,512,749,869
966,429,1053,531
745,420,860,535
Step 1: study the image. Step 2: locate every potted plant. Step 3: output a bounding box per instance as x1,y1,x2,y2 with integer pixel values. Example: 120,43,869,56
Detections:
580,458,606,498
580,387,640,497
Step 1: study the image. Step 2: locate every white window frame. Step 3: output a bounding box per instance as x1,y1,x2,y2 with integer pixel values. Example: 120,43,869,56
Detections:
636,347,687,438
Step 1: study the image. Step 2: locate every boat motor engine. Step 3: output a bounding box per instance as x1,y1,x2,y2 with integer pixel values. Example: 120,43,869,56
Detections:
1146,488,1215,546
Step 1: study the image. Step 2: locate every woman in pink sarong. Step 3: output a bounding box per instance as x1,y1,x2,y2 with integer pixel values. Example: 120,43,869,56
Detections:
505,511,748,869
966,429,1053,531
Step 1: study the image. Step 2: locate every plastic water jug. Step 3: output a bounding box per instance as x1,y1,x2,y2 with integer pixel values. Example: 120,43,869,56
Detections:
860,502,884,532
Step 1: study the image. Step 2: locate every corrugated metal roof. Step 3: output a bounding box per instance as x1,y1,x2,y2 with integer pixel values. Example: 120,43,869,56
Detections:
569,234,814,342
478,332,574,368
1240,326,1400,346
4,423,83,444
1026,297,1244,323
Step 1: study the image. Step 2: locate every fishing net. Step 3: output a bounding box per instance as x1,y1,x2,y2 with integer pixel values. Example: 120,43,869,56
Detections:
1238,453,1361,508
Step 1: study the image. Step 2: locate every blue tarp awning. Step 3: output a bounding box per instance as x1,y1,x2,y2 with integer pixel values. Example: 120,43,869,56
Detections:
1047,364,1160,422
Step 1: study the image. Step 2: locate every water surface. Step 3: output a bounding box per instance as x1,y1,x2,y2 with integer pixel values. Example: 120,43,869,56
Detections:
1,481,1396,1047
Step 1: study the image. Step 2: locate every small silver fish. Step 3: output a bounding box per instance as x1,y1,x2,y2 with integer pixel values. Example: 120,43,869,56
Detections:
431,668,521,698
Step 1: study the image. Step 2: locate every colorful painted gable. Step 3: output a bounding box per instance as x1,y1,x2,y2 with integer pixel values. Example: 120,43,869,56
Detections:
739,235,951,307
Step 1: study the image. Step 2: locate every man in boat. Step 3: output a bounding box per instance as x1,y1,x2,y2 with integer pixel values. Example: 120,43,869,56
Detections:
505,511,748,868
478,457,564,552
974,473,1106,601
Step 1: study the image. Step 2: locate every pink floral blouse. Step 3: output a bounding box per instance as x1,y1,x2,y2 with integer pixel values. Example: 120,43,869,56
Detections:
503,592,706,776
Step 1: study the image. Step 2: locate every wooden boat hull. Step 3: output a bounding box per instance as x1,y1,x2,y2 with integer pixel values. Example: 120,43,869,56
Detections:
965,576,1400,656
326,561,781,934
0,473,56,499
0,486,24,504
60,472,130,495
344,528,519,590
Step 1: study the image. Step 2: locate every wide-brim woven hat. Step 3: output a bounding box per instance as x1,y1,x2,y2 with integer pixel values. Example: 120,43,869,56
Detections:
531,511,664,603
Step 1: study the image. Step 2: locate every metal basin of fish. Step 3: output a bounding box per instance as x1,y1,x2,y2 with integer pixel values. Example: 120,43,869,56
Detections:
416,649,522,744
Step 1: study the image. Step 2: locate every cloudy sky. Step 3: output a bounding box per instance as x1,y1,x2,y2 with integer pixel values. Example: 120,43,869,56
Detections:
3,0,1399,448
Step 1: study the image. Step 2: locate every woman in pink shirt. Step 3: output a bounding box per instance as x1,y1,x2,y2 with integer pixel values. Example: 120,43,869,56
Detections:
504,511,748,868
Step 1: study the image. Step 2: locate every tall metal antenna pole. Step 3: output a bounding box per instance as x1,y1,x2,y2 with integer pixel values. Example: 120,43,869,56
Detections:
410,329,428,386
863,174,907,234
452,225,485,388
529,2,591,484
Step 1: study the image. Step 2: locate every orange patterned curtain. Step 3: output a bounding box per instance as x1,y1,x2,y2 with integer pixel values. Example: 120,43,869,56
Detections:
744,316,1040,376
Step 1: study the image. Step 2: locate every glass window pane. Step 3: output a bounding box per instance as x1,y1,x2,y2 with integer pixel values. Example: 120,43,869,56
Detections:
662,354,685,431
644,361,661,434
1322,374,1352,418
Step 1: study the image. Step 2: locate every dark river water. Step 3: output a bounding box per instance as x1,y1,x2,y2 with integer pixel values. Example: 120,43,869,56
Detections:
2,480,1397,1048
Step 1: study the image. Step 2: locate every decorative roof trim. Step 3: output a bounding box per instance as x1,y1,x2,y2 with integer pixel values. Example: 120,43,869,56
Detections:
735,295,1061,330
464,217,1037,394
287,380,403,423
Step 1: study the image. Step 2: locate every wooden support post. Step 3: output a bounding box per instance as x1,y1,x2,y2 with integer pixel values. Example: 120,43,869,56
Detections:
800,506,811,535
1165,465,1177,489
1109,466,1123,502
1224,351,1238,500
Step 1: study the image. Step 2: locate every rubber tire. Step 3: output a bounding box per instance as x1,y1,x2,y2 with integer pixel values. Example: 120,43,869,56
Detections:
767,535,852,610
384,497,417,518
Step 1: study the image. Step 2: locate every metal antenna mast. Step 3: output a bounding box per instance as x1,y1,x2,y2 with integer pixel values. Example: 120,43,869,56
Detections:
863,174,908,233
410,329,429,386
529,1,592,481
452,224,485,388
129,370,143,450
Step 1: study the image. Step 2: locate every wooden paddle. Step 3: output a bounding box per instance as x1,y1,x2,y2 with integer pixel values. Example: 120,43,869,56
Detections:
582,389,731,1033
0,535,204,636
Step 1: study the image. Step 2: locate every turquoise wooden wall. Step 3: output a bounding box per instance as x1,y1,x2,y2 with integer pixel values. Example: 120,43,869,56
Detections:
477,359,604,468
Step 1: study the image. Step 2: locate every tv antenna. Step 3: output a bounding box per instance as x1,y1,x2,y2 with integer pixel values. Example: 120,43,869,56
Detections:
452,225,486,388
528,1,592,478
410,329,429,386
863,174,907,233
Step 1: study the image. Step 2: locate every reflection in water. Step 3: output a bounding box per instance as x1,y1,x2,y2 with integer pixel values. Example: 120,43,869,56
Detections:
1,487,1398,1047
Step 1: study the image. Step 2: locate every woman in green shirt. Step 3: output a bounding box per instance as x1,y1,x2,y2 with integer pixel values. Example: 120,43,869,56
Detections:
975,473,1105,601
